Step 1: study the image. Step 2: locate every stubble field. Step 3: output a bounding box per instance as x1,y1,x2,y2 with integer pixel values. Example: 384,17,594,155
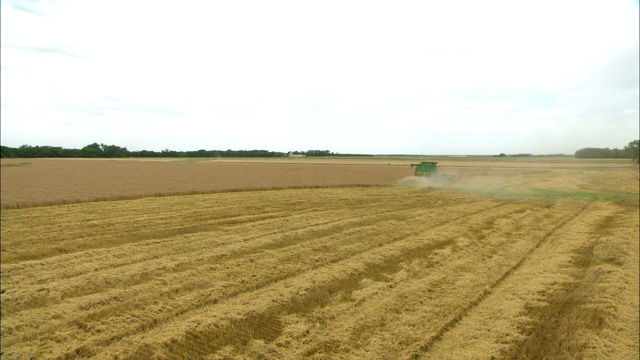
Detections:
1,157,638,359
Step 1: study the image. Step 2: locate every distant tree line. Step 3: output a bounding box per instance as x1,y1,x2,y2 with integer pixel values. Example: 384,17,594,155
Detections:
289,150,333,156
0,143,288,158
287,150,372,157
574,140,639,161
0,144,365,159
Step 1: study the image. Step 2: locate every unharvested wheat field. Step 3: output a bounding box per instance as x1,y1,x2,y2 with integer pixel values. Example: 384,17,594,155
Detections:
0,158,409,209
1,158,638,359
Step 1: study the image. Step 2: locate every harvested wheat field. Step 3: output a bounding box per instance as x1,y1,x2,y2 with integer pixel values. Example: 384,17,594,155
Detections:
1,158,638,359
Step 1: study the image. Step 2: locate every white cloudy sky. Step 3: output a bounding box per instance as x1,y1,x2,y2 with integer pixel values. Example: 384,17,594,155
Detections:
1,0,638,155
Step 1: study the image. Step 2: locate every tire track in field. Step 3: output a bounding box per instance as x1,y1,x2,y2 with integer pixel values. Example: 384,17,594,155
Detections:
4,206,366,286
2,210,291,264
3,187,370,263
164,203,531,359
4,200,483,354
2,188,412,264
94,202,517,359
3,191,410,283
1,192,507,359
279,201,540,358
501,203,637,360
412,201,593,358
159,239,461,360
1,200,449,317
260,201,543,358
88,204,493,353
3,200,517,359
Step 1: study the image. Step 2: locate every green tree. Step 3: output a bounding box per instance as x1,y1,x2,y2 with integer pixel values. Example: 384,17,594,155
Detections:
575,140,639,160
101,144,130,157
0,146,16,158
18,145,37,158
306,150,332,156
80,143,104,158
624,140,639,162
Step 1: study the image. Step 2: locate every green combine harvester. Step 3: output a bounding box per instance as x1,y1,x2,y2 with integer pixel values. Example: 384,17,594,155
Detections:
410,161,456,182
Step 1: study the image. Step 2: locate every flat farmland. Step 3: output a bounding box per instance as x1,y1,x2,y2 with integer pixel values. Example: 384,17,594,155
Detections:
1,157,637,209
0,158,411,209
1,158,638,359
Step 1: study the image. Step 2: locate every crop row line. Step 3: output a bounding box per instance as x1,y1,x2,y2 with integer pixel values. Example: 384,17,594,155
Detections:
94,201,513,359
412,201,593,358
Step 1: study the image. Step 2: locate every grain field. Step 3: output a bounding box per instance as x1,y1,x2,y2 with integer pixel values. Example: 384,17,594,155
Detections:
1,158,638,359
0,158,409,209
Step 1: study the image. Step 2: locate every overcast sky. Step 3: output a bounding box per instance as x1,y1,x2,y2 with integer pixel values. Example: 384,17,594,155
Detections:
1,0,638,155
